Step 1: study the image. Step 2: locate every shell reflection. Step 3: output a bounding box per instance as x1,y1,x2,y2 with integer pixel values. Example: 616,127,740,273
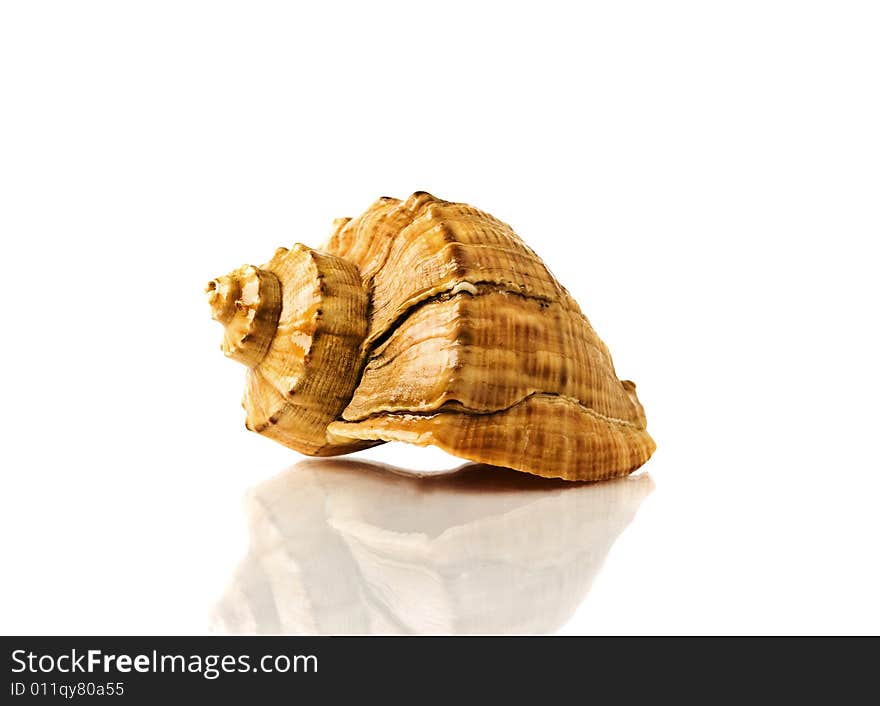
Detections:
211,459,653,634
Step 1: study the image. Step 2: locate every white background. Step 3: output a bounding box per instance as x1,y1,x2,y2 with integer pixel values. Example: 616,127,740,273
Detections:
1,1,878,635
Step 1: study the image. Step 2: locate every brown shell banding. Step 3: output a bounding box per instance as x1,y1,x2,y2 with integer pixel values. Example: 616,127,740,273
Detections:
210,192,655,480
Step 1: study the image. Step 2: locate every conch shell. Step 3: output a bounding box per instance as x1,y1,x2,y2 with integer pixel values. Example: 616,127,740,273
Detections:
208,192,655,481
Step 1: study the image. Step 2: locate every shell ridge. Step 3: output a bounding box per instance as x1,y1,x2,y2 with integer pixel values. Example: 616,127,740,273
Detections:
341,390,648,431
363,282,558,355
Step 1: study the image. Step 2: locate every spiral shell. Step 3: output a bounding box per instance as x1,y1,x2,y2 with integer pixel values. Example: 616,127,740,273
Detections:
208,192,655,480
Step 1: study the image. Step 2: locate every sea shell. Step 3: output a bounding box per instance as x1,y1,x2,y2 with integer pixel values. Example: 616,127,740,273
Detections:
210,459,654,635
208,192,655,480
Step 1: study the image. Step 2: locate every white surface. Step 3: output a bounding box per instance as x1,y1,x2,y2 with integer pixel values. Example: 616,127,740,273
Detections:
1,1,878,635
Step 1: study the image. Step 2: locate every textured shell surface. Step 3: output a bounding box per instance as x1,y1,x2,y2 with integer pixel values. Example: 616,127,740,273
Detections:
208,192,655,481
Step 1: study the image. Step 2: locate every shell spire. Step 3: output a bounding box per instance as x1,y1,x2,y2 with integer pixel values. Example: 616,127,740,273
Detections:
206,265,281,368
